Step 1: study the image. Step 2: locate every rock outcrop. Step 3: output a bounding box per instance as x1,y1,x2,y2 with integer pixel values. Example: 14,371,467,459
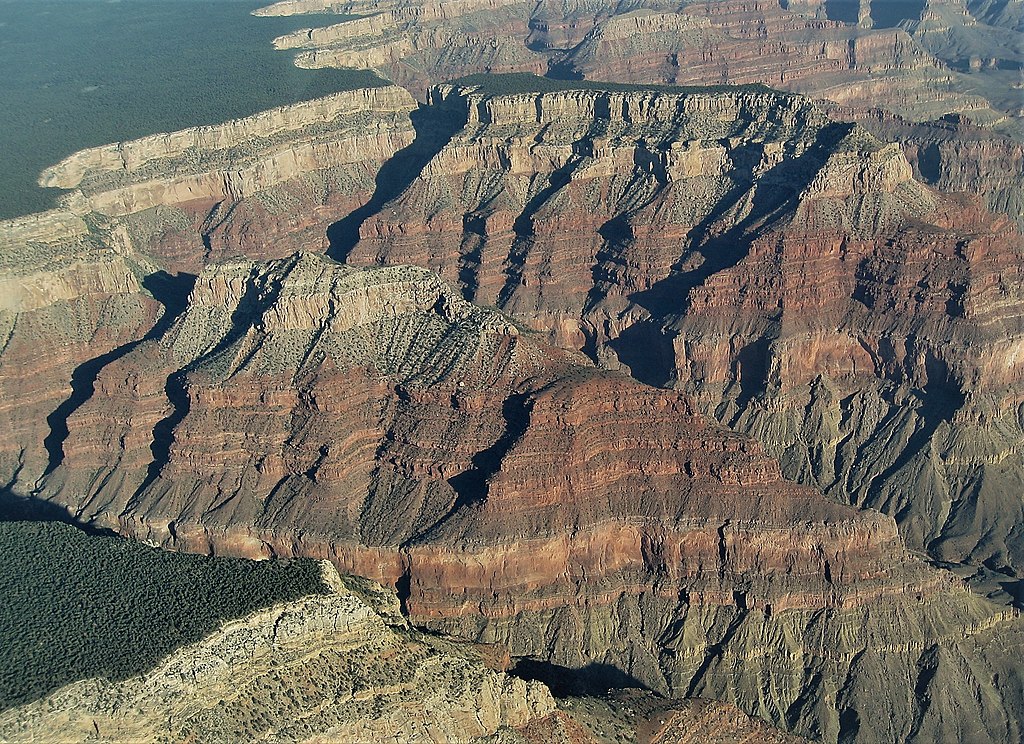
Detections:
22,251,1024,743
341,82,1024,601
25,86,417,274
837,106,1024,229
0,564,556,743
253,0,1020,127
2,38,1023,742
0,227,162,494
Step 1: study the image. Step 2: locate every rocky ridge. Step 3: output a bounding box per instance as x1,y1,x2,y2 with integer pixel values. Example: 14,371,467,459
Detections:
340,82,1024,601
16,250,1024,743
30,86,416,274
1,58,1023,744
0,563,556,743
250,0,1024,231
253,0,1020,127
0,84,421,493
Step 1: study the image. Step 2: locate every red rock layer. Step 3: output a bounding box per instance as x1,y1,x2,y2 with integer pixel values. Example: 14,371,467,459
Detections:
343,83,1024,583
0,246,160,492
24,252,1024,742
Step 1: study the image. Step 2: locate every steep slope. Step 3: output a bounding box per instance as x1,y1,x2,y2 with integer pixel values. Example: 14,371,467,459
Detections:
0,86,419,493
252,0,1024,237
344,81,1024,599
27,252,1024,743
840,107,1024,229
32,86,418,274
0,215,165,494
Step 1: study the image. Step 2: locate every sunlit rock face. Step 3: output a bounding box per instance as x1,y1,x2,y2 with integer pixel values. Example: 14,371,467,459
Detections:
20,249,1024,743
343,82,1024,588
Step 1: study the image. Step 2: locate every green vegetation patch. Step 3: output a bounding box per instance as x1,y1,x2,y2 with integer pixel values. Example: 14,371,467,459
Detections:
0,520,328,711
452,72,783,97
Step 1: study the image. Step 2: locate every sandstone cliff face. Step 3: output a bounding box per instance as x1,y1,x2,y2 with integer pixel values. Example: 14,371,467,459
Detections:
2,35,1022,743
840,107,1024,229
342,84,1024,601
0,82,419,496
26,252,1024,743
0,564,556,743
0,223,161,494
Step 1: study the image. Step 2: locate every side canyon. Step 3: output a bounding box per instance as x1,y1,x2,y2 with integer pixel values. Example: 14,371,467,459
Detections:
2,1,1023,740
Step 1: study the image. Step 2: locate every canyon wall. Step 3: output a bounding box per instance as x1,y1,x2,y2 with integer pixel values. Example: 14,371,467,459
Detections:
344,84,1024,599
2,44,1023,742
32,86,417,274
21,251,1024,743
0,86,418,493
252,0,1020,129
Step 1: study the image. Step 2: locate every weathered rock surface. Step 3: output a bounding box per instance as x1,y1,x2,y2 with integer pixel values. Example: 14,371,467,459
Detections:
837,106,1024,229
0,226,161,494
0,564,556,743
2,42,1023,744
0,86,422,495
253,0,1024,239
25,87,417,274
254,0,1021,128
23,251,1024,743
343,82,1024,601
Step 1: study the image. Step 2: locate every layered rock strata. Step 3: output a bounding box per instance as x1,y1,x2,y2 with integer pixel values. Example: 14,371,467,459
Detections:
2,53,1022,744
27,252,1024,743
254,0,1019,126
0,226,161,495
838,107,1024,229
344,83,1024,596
0,86,416,502
30,86,417,273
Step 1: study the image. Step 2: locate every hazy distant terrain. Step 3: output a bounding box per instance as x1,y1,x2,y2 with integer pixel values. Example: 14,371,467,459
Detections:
0,0,381,219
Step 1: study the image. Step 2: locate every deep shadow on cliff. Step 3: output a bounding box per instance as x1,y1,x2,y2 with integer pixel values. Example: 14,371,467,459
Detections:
510,657,648,698
41,271,197,477
0,486,115,537
631,121,855,319
326,101,466,262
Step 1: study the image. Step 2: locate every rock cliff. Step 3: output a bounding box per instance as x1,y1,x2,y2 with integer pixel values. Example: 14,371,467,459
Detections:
0,225,161,494
253,0,1020,128
342,82,1024,604
24,87,417,274
23,251,1024,743
839,106,1024,229
2,44,1023,743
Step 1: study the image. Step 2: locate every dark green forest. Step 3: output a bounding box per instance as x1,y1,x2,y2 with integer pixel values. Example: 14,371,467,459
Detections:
0,0,383,220
0,520,327,710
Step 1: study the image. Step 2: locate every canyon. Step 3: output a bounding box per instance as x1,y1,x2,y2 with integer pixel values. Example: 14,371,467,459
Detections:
257,0,1022,124
0,1,1022,740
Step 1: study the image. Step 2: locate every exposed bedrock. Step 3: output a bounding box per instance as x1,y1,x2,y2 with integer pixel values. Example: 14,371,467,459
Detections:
0,228,167,494
28,87,419,275
252,0,1019,127
838,107,1024,229
2,62,1023,742
0,563,558,743
344,83,1024,591
25,251,1024,743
